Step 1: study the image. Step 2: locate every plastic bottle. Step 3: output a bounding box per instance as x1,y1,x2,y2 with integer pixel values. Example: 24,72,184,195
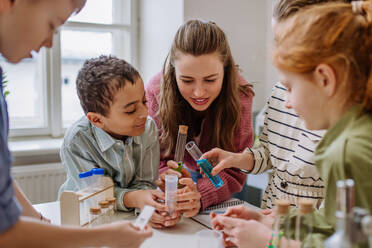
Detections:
91,168,105,190
78,171,93,191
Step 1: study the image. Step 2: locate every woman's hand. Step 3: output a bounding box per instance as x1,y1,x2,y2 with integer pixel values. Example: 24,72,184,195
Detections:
176,178,201,217
156,160,191,192
201,148,254,176
211,214,272,248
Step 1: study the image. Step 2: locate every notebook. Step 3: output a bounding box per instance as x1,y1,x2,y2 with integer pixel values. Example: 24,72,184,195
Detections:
190,198,261,229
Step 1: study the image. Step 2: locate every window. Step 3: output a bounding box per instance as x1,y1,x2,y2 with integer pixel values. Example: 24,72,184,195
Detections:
5,0,137,137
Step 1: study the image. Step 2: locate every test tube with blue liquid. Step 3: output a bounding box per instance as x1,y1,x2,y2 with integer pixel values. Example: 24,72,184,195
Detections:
186,141,223,188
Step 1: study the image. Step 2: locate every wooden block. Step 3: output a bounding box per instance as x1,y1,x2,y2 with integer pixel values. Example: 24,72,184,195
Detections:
60,176,114,226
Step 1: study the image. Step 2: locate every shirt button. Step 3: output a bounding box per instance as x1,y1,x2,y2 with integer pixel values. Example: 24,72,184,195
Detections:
280,181,288,189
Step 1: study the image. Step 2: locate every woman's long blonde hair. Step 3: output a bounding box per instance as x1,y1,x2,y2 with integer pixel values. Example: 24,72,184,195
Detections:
273,0,372,112
158,19,253,156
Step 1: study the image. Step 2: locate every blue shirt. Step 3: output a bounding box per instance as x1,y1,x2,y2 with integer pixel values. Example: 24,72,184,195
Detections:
58,116,160,211
0,67,22,233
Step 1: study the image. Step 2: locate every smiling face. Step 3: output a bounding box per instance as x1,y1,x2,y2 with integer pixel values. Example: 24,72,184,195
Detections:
100,77,148,139
174,52,224,112
278,68,330,130
0,0,76,63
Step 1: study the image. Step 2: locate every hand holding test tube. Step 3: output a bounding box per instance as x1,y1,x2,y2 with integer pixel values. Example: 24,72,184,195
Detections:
165,174,178,215
133,205,155,230
186,141,223,188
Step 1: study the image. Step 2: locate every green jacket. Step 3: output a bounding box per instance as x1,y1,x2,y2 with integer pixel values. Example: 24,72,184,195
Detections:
288,105,372,247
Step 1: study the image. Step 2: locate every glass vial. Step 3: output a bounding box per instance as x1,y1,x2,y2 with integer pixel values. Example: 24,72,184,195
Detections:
98,200,110,224
106,197,117,223
88,207,101,227
295,199,314,247
273,199,291,248
324,179,355,248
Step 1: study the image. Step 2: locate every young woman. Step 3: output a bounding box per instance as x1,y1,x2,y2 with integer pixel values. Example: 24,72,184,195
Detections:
146,20,254,218
211,1,372,247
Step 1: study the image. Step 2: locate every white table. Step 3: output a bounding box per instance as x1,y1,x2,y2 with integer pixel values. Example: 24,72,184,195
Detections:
34,201,207,248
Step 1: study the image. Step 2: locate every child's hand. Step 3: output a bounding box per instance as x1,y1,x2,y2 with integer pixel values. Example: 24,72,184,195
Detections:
211,215,271,248
175,178,201,217
139,189,181,229
210,211,235,247
223,205,261,220
201,148,254,176
97,221,152,248
124,189,180,228
156,160,191,192
223,205,274,229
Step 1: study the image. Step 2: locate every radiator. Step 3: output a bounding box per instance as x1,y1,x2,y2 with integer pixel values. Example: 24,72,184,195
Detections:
11,163,66,204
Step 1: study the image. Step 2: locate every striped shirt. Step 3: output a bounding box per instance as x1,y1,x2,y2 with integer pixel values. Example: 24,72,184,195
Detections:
248,82,325,209
58,116,160,211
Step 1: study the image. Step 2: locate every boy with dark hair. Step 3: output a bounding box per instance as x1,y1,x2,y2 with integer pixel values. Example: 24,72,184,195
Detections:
59,55,178,228
0,1,152,247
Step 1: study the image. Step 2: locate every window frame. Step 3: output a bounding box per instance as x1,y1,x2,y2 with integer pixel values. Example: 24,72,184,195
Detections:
9,0,138,138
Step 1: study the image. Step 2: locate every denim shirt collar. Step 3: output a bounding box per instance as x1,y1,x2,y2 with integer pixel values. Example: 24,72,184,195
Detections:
91,124,141,152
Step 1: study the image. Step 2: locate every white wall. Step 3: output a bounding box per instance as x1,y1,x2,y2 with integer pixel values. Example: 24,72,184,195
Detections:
265,0,278,98
138,0,278,112
184,0,268,112
138,0,184,84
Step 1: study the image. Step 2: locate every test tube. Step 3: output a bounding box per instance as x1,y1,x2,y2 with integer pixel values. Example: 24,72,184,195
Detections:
186,141,223,188
165,174,178,215
185,141,203,161
173,125,188,172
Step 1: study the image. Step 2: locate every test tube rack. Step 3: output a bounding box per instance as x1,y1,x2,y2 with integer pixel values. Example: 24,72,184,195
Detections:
60,176,114,226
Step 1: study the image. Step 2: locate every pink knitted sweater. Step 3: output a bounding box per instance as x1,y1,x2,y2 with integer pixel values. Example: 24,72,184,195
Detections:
146,72,254,210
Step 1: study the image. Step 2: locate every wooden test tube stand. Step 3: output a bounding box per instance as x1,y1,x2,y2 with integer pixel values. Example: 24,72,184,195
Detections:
60,176,114,226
